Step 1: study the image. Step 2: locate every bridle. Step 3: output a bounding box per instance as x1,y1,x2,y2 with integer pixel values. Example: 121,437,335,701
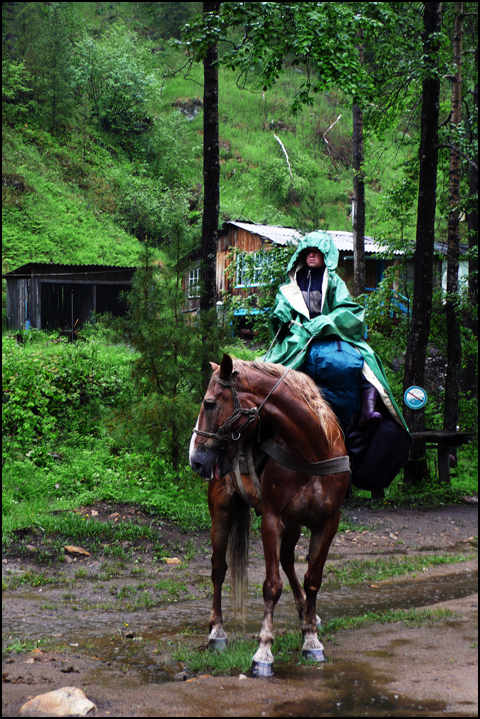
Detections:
194,368,292,444
193,365,351,478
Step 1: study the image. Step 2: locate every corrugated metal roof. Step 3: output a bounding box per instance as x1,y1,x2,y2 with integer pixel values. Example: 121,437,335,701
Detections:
4,262,136,278
223,221,303,246
324,230,403,255
223,222,403,254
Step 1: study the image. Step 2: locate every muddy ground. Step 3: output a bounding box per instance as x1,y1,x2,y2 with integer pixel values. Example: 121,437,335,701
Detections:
2,501,478,717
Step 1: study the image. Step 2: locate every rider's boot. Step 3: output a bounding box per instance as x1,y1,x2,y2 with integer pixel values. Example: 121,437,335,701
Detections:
358,384,382,430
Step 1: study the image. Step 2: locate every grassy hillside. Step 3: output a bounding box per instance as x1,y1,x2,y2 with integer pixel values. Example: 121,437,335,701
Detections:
2,3,417,283
2,127,143,271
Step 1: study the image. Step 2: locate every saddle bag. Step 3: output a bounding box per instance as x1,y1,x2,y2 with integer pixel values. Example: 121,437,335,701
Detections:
345,409,412,491
301,338,364,426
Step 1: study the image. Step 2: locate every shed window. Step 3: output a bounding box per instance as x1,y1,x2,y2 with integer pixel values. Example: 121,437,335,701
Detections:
188,268,200,298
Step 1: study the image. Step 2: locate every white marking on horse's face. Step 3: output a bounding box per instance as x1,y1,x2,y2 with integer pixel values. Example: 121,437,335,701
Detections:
189,416,200,467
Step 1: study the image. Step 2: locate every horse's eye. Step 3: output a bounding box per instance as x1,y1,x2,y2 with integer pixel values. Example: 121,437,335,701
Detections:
204,399,216,411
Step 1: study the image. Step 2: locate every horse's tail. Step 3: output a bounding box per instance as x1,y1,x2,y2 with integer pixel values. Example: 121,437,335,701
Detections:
227,498,250,616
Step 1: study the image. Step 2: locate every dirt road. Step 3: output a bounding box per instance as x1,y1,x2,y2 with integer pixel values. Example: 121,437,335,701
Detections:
2,502,477,717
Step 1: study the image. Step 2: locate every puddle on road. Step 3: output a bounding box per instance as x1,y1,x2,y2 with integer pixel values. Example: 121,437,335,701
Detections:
3,571,477,661
3,570,477,717
3,571,477,649
269,662,455,718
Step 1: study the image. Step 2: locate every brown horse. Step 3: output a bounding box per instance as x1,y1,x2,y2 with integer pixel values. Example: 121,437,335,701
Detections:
189,354,349,676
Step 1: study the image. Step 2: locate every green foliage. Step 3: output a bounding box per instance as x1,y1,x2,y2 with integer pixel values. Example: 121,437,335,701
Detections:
361,266,411,333
143,1,201,41
74,23,161,134
2,332,130,469
33,2,79,133
1,329,210,536
263,157,309,205
373,157,419,249
2,59,37,127
182,3,380,110
141,112,203,188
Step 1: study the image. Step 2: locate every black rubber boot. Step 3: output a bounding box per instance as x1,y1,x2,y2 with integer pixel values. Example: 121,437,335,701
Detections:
358,385,382,430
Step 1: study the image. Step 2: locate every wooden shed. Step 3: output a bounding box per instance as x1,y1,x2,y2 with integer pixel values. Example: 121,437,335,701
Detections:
185,221,402,313
4,263,136,331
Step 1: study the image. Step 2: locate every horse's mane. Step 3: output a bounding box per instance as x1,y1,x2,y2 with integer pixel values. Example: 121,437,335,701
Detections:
233,358,341,447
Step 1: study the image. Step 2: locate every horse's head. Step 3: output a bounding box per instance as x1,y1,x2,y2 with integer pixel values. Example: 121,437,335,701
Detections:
190,354,259,480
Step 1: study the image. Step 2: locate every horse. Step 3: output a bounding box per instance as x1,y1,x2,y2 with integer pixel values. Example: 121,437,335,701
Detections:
189,354,350,676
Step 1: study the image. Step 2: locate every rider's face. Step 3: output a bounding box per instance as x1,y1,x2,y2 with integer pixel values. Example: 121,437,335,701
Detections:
305,249,325,269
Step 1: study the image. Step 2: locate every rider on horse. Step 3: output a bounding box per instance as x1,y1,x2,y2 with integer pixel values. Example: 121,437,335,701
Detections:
265,230,411,491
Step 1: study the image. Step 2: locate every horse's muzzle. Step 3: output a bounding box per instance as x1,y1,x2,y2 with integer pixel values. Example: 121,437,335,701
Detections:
190,446,233,480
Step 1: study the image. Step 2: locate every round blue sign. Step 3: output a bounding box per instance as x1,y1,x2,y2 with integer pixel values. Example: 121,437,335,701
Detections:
404,386,427,410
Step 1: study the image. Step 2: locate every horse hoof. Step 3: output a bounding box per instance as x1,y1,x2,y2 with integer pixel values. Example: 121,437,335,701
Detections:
302,648,325,663
209,637,228,651
251,660,274,677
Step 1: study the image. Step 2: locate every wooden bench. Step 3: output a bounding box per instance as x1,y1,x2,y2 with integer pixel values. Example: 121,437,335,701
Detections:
407,430,472,484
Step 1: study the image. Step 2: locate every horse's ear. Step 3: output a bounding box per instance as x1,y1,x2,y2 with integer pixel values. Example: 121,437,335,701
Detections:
219,354,233,380
209,362,219,372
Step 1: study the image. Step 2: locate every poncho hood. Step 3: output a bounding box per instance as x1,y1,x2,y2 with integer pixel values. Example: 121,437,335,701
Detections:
287,231,339,275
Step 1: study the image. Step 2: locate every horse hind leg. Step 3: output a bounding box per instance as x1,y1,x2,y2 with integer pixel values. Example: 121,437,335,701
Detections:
301,514,341,662
280,524,306,623
280,525,322,630
208,484,250,651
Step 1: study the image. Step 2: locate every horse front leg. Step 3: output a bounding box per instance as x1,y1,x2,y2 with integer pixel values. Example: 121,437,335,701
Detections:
251,512,282,676
302,511,341,661
207,477,235,650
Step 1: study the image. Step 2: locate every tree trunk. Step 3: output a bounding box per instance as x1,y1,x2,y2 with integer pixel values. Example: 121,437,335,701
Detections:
403,2,441,482
352,102,365,298
200,1,220,314
444,1,464,433
461,44,478,399
200,2,220,387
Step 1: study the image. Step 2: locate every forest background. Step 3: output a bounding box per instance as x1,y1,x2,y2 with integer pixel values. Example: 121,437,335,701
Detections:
2,1,478,538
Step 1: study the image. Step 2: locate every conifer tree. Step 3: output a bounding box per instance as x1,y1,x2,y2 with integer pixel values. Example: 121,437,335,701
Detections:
118,193,203,471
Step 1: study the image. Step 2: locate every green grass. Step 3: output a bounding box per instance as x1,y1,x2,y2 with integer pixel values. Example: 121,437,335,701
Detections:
2,127,143,271
2,330,210,541
324,554,472,587
174,632,303,676
173,606,458,675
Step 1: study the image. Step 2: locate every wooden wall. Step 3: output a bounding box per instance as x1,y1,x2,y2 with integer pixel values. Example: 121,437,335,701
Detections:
217,225,268,299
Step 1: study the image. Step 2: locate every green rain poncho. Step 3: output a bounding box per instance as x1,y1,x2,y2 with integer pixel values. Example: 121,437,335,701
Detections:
266,231,408,431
